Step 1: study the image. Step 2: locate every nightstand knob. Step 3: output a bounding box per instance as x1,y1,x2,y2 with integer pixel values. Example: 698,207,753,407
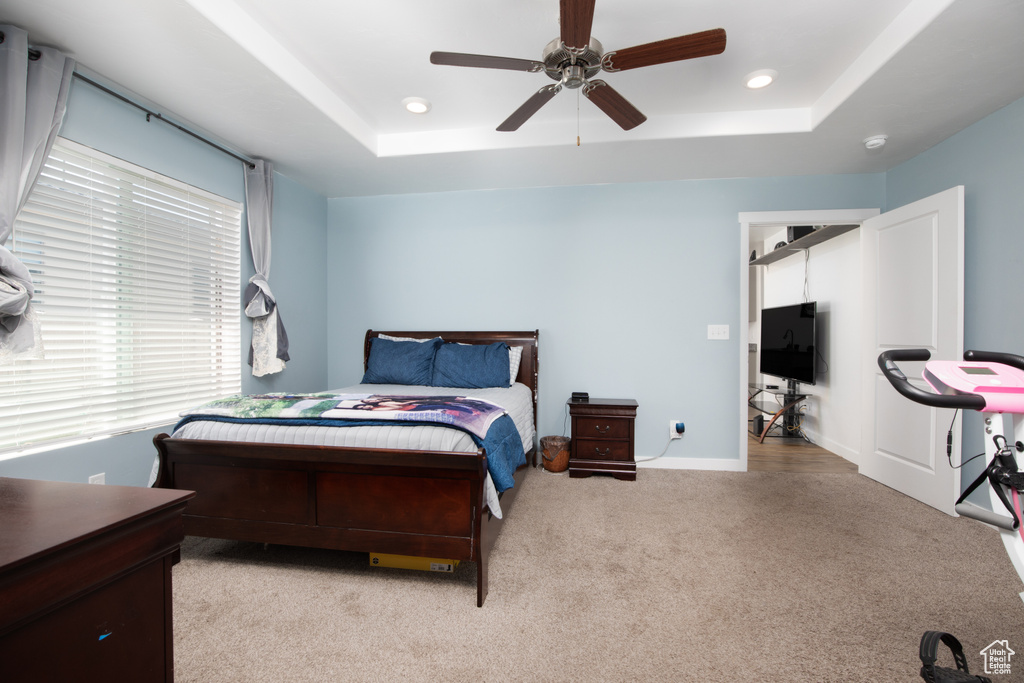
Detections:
594,447,611,457
595,425,610,435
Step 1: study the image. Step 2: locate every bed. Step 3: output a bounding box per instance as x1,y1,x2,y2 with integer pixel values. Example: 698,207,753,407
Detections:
153,330,539,607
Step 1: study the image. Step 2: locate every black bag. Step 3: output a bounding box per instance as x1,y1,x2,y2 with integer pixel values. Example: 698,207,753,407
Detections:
919,631,992,683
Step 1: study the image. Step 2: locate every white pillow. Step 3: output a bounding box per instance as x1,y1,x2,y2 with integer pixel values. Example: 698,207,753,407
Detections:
378,333,431,343
508,345,523,385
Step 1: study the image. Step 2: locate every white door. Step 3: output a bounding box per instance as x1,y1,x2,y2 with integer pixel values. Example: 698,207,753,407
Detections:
860,186,964,515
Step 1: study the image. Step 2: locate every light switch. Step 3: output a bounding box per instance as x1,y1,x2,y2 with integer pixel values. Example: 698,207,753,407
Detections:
707,324,730,340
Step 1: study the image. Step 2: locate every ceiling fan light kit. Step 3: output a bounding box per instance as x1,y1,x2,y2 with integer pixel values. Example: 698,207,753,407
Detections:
430,0,726,132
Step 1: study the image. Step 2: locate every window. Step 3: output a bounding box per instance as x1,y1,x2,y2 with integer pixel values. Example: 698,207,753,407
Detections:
0,137,242,456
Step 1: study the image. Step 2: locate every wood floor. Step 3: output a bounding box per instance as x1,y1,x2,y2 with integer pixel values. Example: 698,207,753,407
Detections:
747,431,858,474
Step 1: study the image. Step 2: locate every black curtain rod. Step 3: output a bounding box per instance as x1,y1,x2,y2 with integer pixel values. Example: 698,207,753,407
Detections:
0,29,40,60
1,29,255,169
72,72,256,169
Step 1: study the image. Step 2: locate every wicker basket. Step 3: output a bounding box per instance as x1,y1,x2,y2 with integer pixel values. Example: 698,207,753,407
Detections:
540,435,570,473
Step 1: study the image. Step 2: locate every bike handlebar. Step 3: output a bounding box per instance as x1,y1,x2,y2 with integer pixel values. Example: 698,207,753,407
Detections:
963,349,1024,373
877,349,987,410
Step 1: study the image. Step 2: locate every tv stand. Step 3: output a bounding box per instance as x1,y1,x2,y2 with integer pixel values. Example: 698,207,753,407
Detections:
748,382,808,442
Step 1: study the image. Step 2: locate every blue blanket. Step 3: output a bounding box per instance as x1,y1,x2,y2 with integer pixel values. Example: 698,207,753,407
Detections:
174,412,526,492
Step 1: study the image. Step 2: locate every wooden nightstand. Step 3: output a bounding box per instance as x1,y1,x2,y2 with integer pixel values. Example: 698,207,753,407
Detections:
568,397,638,480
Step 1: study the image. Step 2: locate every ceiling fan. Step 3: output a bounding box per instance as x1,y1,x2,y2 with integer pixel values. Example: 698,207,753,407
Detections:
430,0,726,132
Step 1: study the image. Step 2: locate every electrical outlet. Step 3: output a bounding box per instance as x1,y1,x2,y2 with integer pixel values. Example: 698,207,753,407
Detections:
707,324,730,340
669,420,685,440
88,473,105,485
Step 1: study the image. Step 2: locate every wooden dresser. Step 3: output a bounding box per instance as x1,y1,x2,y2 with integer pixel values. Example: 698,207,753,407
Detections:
0,477,194,682
568,397,639,480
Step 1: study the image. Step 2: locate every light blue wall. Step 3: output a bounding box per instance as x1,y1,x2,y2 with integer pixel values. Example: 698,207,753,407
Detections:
0,78,329,485
886,95,1024,493
9,72,1020,483
887,96,1024,355
327,174,884,462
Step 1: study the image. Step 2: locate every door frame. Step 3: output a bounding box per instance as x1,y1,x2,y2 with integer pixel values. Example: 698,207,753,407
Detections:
737,209,880,471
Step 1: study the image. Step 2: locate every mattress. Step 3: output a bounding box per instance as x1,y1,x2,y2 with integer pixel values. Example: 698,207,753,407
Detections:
166,382,536,518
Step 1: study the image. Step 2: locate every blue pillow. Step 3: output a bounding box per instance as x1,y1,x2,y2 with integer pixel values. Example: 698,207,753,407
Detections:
362,336,442,385
431,342,511,388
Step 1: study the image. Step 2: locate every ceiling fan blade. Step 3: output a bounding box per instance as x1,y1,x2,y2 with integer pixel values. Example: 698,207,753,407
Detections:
560,0,596,50
430,52,545,72
601,28,726,72
582,80,647,130
497,84,562,132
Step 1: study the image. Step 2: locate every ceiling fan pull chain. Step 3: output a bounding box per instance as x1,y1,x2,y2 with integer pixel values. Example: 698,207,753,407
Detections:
577,89,581,146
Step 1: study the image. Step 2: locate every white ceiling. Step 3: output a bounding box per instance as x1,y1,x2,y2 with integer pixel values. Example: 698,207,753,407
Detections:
4,0,1024,198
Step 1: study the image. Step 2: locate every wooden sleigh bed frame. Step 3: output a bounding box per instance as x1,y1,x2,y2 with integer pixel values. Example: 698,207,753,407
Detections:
153,330,539,607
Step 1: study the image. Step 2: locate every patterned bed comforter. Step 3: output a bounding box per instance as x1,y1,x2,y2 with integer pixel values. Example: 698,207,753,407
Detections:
176,392,526,492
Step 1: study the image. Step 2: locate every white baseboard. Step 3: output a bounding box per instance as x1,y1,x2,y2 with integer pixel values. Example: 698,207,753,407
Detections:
636,456,744,472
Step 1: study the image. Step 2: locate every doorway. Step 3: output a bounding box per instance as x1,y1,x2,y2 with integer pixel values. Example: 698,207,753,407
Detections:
747,435,858,473
737,209,880,473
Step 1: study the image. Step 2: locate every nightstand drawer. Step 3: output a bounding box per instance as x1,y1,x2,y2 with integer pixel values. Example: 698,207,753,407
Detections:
574,439,631,461
575,417,631,440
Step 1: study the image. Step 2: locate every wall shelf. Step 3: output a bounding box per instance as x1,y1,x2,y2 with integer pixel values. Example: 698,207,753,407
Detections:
749,224,859,266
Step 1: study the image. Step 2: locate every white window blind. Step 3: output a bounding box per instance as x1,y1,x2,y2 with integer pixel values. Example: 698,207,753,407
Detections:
0,137,242,456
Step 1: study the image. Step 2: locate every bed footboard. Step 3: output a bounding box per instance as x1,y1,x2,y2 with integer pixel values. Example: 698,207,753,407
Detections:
154,433,526,606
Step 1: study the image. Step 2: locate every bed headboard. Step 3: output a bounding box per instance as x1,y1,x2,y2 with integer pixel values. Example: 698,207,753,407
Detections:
364,330,540,429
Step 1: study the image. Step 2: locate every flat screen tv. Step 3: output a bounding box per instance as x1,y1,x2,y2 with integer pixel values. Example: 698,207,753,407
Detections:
759,302,817,386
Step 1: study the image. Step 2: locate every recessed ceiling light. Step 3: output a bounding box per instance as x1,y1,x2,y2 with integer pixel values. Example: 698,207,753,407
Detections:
863,135,888,150
745,69,777,89
402,97,431,114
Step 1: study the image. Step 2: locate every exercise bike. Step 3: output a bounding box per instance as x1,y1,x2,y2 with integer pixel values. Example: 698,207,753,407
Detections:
879,349,1024,598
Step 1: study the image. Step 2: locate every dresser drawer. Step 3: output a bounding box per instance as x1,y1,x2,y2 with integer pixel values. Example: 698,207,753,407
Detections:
574,439,631,461
575,417,631,440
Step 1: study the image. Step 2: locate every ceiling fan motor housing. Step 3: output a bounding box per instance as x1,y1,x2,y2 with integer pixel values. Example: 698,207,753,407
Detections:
543,37,603,88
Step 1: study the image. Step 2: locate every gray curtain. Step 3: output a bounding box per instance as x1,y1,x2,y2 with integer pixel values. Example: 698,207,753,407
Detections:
0,25,75,360
243,159,289,376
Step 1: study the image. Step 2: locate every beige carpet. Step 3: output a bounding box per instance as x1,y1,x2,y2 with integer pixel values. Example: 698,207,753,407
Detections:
172,467,1024,682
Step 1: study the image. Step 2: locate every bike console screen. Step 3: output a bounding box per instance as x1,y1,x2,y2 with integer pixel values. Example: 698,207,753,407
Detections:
924,360,1024,413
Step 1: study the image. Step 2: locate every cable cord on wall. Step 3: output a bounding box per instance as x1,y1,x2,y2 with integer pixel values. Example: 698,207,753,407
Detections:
816,347,830,376
803,249,811,303
636,437,673,463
